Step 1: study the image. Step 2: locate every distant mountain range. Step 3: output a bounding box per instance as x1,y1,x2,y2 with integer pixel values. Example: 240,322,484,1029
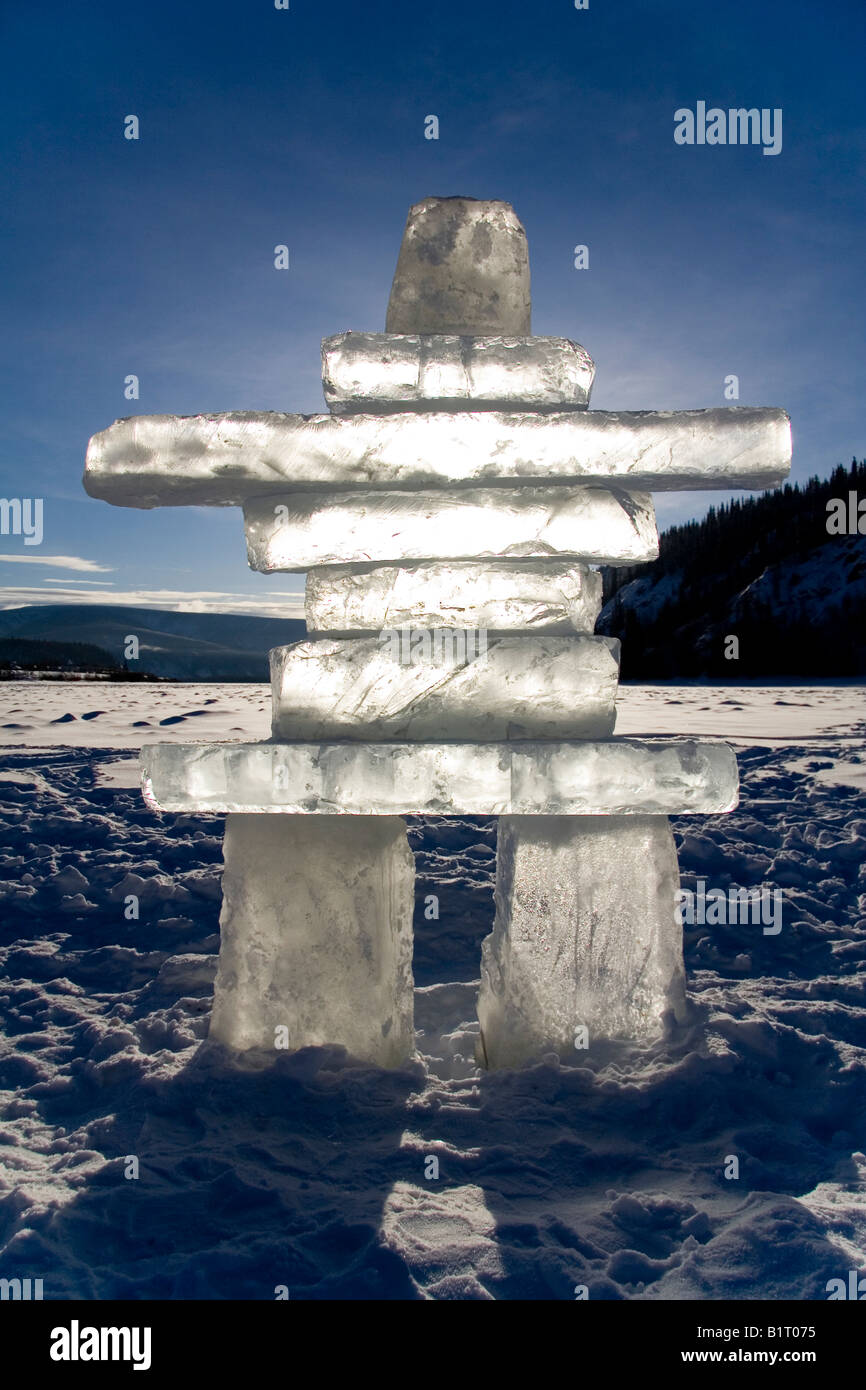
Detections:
0,605,306,681
599,457,866,679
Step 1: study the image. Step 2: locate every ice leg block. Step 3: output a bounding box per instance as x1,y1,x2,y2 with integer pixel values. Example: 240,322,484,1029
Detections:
477,814,687,1067
210,813,416,1066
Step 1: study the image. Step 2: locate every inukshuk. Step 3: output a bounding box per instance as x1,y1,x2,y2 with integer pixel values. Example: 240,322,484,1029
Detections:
84,197,792,1069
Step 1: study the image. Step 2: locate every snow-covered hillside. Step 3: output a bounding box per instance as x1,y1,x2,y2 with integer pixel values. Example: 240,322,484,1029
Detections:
599,535,866,679
599,460,866,679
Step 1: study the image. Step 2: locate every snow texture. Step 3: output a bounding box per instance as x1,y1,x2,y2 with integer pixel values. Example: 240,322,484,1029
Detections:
1,684,864,1299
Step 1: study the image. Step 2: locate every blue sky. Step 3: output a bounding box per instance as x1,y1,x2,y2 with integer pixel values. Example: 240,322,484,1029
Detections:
1,0,864,617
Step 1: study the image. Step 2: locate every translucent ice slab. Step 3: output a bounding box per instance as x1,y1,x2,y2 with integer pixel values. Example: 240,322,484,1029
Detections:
84,407,792,507
477,814,687,1065
270,634,619,741
245,485,658,571
141,738,739,816
304,560,603,635
211,813,415,1065
322,332,594,414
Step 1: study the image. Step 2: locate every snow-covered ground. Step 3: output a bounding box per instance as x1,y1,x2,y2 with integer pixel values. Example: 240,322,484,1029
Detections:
0,683,864,1299
0,682,272,749
0,678,863,746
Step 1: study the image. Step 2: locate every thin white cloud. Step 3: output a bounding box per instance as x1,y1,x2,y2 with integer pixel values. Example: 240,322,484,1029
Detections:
43,578,116,586
0,554,114,572
0,585,305,618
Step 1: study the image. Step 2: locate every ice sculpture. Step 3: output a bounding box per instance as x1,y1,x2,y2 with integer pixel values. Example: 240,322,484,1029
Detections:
84,196,791,1069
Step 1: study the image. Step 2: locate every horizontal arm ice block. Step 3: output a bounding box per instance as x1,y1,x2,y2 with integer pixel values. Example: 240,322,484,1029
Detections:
84,407,791,507
141,737,739,816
